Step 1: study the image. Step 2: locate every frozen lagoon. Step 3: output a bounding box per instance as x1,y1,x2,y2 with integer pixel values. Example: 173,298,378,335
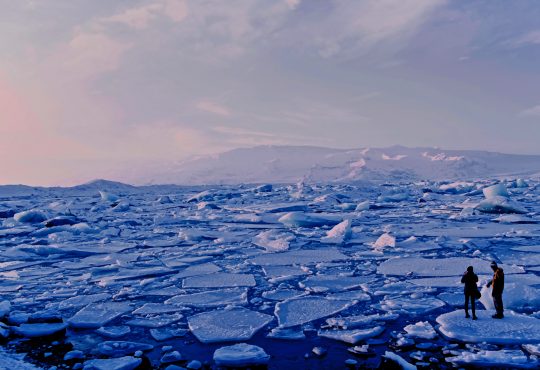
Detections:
1,179,540,369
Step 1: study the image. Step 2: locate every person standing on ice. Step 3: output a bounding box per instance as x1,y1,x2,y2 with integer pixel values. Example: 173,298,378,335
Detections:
486,261,504,319
461,266,478,320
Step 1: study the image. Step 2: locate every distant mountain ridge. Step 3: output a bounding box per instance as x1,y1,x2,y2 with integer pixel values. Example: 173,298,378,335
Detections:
132,145,540,185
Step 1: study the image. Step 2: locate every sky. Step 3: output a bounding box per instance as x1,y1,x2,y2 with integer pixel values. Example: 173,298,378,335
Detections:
1,0,540,186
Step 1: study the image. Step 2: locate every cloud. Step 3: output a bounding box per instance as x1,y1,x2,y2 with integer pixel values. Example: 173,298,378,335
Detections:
101,0,188,29
519,105,540,118
196,100,232,117
511,30,540,47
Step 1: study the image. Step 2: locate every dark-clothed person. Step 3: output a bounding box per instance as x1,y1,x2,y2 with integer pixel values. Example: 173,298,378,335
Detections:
461,266,478,320
487,261,504,318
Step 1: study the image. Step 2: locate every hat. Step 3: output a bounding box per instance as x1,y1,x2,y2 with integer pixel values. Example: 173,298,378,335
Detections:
490,261,498,268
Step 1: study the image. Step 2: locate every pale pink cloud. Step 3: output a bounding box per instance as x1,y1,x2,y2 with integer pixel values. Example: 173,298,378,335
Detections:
196,100,232,117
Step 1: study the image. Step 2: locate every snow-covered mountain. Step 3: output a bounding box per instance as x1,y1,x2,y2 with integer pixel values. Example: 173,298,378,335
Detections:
130,145,540,185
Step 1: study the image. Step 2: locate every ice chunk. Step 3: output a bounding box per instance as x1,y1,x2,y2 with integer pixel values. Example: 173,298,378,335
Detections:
58,293,111,310
149,327,187,341
262,265,309,282
253,230,294,252
188,308,273,343
479,283,540,311
476,195,527,214
378,257,524,277
278,212,341,228
372,233,395,250
404,321,437,340
446,349,538,368
97,341,153,357
126,312,183,328
213,343,270,367
383,351,417,370
375,296,445,315
99,191,119,202
166,288,248,308
267,327,306,340
68,302,131,329
377,192,408,202
438,181,475,194
96,326,131,339
182,273,255,288
321,219,352,244
299,275,372,293
262,289,306,301
11,323,67,337
436,310,540,344
250,248,347,266
0,300,11,317
483,183,509,198
172,262,221,278
132,303,182,315
318,326,384,344
326,313,398,329
355,201,370,211
14,210,48,223
275,297,354,328
83,356,141,370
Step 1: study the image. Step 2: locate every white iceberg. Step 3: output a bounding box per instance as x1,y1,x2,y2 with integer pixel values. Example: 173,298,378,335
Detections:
404,321,437,340
213,343,270,367
83,356,141,370
476,195,527,214
13,210,48,223
278,212,341,228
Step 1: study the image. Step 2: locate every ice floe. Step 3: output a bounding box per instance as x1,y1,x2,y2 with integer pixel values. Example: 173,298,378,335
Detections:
275,296,355,328
437,310,540,344
188,307,273,343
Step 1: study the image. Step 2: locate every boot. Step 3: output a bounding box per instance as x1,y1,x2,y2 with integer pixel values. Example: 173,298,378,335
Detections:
472,315,477,320
465,312,470,318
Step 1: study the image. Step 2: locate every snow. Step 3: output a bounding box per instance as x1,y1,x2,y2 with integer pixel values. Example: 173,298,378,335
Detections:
250,248,348,266
213,343,270,367
275,296,355,328
187,307,273,343
437,310,540,344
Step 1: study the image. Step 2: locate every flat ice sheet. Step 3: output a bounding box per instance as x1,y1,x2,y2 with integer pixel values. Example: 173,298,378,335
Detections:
188,307,273,343
437,310,540,344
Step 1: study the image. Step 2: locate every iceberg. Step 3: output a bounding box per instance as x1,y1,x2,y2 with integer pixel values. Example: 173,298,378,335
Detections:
446,349,538,368
278,212,341,228
83,356,142,370
13,210,48,223
213,343,270,367
476,195,527,214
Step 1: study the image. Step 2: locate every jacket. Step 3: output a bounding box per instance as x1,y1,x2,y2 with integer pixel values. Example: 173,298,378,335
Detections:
461,271,479,294
491,268,504,295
